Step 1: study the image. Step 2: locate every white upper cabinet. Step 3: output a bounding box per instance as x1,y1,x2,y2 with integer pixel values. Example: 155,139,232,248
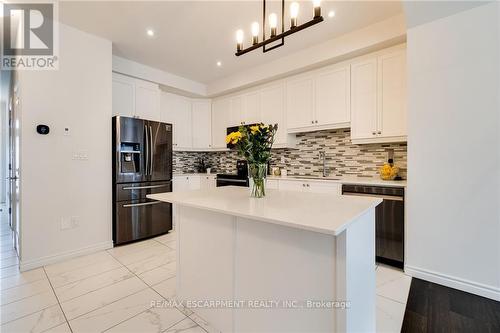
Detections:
315,65,351,127
112,72,160,121
212,98,232,149
351,58,378,140
135,79,160,121
286,74,315,130
112,73,135,117
261,83,287,146
161,92,192,149
192,100,212,149
350,45,407,144
378,49,407,138
160,92,213,151
241,91,261,124
286,63,351,133
230,96,243,126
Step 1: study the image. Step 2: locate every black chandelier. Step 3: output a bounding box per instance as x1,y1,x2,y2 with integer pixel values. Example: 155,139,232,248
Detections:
235,0,324,56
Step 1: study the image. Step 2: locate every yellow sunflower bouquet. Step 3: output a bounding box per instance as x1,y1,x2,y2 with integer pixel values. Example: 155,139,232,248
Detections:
225,123,278,197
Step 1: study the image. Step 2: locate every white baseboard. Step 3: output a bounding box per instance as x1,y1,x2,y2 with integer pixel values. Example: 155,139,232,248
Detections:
19,240,113,272
405,265,500,301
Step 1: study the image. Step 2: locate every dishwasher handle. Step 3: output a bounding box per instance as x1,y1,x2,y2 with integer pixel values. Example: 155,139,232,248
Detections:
342,192,404,201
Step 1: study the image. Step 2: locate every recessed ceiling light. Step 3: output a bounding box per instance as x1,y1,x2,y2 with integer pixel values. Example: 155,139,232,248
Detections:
146,29,155,37
216,61,222,67
328,10,335,18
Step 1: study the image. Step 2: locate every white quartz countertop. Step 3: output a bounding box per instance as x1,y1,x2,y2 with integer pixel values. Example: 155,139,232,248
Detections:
148,186,382,236
267,175,407,187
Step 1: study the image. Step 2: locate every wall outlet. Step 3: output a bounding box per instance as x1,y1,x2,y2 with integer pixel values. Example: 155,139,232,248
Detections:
280,156,286,164
60,217,71,230
63,127,71,136
72,150,89,160
61,216,80,230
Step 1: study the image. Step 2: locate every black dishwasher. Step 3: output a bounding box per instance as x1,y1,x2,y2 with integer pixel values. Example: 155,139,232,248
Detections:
342,184,405,268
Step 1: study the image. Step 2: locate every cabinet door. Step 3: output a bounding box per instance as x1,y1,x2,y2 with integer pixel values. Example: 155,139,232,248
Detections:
307,182,341,194
188,176,201,190
201,175,216,189
286,75,314,129
315,65,351,126
135,79,160,121
230,96,243,126
173,176,189,192
278,180,305,192
161,93,192,149
242,91,261,124
212,98,232,148
378,50,407,138
261,83,285,145
112,73,135,117
266,179,279,190
351,58,378,140
192,100,212,149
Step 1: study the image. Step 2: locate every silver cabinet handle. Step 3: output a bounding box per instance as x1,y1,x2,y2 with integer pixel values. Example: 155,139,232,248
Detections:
372,131,376,135
377,131,382,134
306,184,310,187
122,184,169,190
311,120,314,124
123,201,161,208
315,120,318,124
302,183,306,187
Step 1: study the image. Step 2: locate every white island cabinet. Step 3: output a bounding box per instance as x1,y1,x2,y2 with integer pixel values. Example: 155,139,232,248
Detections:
149,187,381,333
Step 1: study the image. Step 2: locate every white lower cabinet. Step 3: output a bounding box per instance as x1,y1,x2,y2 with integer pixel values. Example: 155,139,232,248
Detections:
173,175,216,192
276,179,341,194
266,179,279,190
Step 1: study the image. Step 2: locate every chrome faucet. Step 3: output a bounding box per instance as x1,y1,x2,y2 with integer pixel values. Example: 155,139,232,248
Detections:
319,151,327,177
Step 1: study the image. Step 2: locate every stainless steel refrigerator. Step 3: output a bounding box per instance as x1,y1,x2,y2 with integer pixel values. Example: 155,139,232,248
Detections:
112,116,173,245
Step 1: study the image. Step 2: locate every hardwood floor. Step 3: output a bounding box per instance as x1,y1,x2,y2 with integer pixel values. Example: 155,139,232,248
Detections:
402,278,500,332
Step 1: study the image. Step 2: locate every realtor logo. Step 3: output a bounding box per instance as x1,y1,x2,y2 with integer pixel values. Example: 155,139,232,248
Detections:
2,2,59,70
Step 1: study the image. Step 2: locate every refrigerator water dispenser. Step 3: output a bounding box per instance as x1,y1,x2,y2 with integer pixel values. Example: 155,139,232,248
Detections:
120,142,140,173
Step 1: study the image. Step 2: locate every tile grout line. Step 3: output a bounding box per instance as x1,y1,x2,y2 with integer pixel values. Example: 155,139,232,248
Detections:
43,266,74,333
44,255,122,283
377,292,410,305
0,281,53,306
105,249,209,333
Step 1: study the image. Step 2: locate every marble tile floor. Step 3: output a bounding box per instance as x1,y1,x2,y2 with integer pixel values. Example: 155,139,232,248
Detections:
1,226,411,332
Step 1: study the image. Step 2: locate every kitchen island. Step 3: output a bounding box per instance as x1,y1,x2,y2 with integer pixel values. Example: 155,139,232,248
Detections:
148,186,382,333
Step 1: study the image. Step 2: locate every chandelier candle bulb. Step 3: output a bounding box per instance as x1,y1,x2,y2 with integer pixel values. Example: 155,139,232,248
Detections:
290,2,299,28
269,13,278,37
313,0,321,18
251,22,259,45
236,29,244,52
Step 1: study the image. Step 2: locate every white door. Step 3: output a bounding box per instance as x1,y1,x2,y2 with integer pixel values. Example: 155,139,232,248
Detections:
135,79,160,121
192,100,212,149
261,83,285,145
351,58,378,140
161,93,192,149
230,96,243,126
278,180,305,192
188,176,201,190
315,65,351,126
378,50,407,138
173,176,189,192
307,182,341,194
212,98,232,148
112,73,135,117
286,75,314,129
242,91,261,124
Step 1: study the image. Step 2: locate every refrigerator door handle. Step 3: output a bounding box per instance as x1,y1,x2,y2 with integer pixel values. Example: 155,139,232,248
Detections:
122,184,170,190
149,125,153,176
144,124,149,176
122,201,162,208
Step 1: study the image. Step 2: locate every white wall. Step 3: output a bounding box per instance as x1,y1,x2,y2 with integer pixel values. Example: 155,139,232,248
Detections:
405,3,500,300
18,23,113,270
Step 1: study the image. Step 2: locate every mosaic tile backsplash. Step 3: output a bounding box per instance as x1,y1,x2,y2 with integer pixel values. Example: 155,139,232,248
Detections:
173,129,407,179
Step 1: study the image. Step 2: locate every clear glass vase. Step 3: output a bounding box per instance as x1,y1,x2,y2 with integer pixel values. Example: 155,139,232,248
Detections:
249,163,267,198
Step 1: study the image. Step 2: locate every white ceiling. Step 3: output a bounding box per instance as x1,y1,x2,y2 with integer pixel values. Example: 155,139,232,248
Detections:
60,1,403,84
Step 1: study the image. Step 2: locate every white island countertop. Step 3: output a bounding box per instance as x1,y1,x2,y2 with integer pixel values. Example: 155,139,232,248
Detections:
148,186,382,236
